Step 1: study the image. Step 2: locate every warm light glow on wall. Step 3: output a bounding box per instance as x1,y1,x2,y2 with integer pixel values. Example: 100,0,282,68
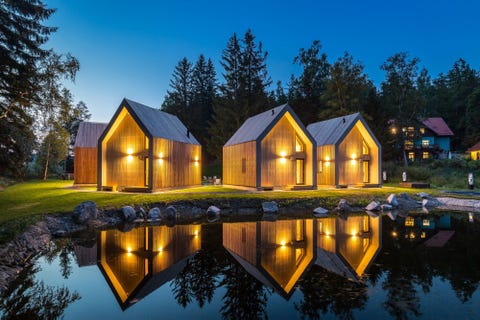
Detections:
194,156,199,167
391,231,398,237
280,239,287,246
127,247,132,253
127,155,133,162
351,153,356,160
351,229,358,237
280,151,287,164
127,148,133,155
325,156,330,161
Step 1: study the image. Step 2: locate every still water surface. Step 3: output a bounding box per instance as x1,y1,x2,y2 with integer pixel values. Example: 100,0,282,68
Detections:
1,211,480,319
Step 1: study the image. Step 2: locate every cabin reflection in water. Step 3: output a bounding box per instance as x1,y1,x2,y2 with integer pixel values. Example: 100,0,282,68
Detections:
223,219,315,299
98,224,201,309
316,215,381,281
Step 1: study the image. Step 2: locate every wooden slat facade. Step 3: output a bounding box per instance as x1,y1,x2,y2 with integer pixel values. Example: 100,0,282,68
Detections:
152,138,201,189
222,141,257,187
74,147,98,184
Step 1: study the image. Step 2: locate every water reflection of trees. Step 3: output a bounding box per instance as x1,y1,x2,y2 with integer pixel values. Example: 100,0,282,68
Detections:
295,265,368,320
0,263,80,319
372,214,480,319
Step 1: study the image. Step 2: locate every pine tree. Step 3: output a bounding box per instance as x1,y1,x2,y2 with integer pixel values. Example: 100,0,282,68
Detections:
288,40,330,125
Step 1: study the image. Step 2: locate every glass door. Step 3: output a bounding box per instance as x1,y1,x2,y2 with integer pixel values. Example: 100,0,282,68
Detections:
296,159,305,185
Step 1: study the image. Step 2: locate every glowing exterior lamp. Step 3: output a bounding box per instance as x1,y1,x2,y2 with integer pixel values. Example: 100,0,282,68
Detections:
158,152,164,164
325,156,331,167
280,151,287,164
280,239,287,247
127,148,134,162
194,156,199,167
351,153,357,165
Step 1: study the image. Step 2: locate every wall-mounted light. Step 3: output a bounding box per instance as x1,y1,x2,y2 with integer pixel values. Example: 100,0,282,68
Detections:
158,152,164,164
280,151,287,164
194,156,199,167
351,153,357,165
126,148,134,162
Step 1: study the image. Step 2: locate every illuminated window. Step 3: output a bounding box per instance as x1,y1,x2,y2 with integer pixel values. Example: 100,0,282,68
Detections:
318,160,323,173
420,128,425,134
408,152,415,161
407,127,415,137
423,152,429,159
405,217,415,226
295,135,304,152
362,141,369,155
422,139,430,147
391,127,397,134
404,140,414,149
423,219,430,227
145,136,149,149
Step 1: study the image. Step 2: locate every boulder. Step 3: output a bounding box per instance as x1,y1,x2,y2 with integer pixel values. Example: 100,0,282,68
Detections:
72,201,98,224
387,194,399,207
365,201,380,211
262,201,278,214
336,199,352,212
313,207,329,217
165,205,177,220
206,205,221,215
381,204,393,211
147,207,161,220
418,192,429,199
136,207,146,219
422,197,441,208
121,206,137,222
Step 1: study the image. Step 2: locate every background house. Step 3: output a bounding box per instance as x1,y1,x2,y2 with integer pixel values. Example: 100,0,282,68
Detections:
98,98,201,192
74,121,107,184
223,104,316,190
389,117,454,161
307,113,381,187
466,141,480,160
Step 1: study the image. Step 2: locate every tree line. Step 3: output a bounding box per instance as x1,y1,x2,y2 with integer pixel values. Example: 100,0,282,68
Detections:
0,0,90,179
162,31,480,163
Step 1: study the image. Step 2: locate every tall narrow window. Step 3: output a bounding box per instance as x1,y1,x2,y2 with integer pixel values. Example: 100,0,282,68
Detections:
296,159,305,185
363,160,369,183
295,135,304,152
362,141,369,155
144,156,149,186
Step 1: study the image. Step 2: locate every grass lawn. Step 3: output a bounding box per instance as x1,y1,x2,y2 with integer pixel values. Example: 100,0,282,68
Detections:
0,179,477,243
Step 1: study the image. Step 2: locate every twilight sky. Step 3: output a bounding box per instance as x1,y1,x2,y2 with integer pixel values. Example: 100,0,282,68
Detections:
45,0,480,123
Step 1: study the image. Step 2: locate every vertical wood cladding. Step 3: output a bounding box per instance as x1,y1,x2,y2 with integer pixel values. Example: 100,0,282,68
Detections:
152,138,201,189
338,125,363,185
261,116,296,187
105,112,146,188
222,141,256,187
74,147,98,184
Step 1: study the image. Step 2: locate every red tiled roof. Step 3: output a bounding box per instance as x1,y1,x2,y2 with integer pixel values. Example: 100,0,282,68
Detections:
422,117,454,136
467,141,480,152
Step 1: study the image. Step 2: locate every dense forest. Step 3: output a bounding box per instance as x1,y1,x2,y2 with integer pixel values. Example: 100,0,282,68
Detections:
2,1,480,179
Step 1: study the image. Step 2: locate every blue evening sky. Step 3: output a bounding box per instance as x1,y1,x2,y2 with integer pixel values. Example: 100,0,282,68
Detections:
45,0,480,122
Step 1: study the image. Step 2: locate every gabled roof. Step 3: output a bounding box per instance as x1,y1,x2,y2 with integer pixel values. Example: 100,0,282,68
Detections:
74,122,107,148
123,98,200,145
421,117,454,136
224,104,312,146
307,113,365,146
467,141,480,152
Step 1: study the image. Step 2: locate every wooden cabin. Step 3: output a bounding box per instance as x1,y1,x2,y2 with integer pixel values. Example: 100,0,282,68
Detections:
315,215,381,281
223,219,315,299
73,122,107,184
307,113,381,187
467,141,480,160
223,104,316,190
98,224,201,310
98,98,201,192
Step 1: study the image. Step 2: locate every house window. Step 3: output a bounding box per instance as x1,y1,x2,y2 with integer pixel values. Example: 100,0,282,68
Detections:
362,141,369,155
422,139,430,147
241,158,246,173
295,135,304,152
404,140,414,150
408,152,415,161
423,152,429,159
318,160,323,173
407,127,415,137
420,128,425,135
405,217,415,226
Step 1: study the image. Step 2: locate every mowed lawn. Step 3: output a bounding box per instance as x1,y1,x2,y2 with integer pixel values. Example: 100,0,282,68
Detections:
0,179,449,225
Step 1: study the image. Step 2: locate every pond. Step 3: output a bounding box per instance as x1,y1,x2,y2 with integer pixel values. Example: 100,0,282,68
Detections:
1,210,480,319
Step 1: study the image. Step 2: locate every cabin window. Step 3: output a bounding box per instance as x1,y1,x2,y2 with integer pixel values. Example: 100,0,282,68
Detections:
407,127,415,137
423,152,429,159
420,127,425,135
404,140,414,150
318,160,323,173
362,141,369,155
296,159,305,185
145,136,149,149
295,135,304,152
363,160,369,183
408,152,415,161
241,158,246,173
422,139,430,147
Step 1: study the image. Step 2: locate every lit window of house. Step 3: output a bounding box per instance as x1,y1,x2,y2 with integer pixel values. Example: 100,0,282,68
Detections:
423,152,429,159
404,140,414,149
420,128,425,134
295,135,304,152
408,152,415,161
405,217,415,226
391,127,397,134
423,219,430,227
407,127,415,137
422,139,430,147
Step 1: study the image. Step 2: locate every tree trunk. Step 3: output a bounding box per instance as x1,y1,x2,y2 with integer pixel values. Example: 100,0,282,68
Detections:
43,141,51,180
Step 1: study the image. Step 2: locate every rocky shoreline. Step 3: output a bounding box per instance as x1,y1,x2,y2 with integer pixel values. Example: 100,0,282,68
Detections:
1,193,479,295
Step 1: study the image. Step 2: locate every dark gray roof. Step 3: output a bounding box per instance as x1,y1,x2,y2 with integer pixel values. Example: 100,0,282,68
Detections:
315,248,358,281
224,104,293,146
307,113,361,146
74,122,108,148
124,98,200,145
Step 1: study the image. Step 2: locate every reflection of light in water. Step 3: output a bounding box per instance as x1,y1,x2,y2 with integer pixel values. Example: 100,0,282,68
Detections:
391,231,398,237
280,240,286,246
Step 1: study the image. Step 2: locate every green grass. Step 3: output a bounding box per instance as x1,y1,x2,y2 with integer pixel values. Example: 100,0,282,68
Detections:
0,179,478,244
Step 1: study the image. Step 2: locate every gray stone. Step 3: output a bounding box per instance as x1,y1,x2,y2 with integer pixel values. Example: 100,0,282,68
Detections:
262,201,278,213
381,204,393,211
422,197,441,208
136,207,146,219
365,201,380,211
165,205,177,219
313,207,329,217
387,194,399,207
207,205,221,215
72,201,98,224
336,199,352,212
121,206,137,222
418,192,429,199
147,207,161,220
